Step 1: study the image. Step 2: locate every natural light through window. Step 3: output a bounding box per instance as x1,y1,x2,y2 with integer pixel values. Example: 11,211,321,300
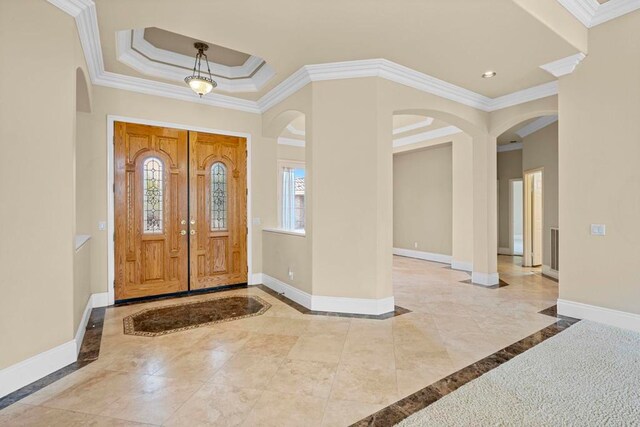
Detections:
279,162,305,232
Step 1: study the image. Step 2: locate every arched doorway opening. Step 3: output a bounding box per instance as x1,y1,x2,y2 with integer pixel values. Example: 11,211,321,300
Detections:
495,114,559,279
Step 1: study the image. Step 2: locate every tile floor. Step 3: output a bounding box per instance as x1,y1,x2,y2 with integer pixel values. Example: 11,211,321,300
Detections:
0,255,558,426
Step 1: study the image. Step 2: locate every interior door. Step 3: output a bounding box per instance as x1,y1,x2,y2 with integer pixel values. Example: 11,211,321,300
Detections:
114,122,189,300
189,131,247,290
523,170,543,267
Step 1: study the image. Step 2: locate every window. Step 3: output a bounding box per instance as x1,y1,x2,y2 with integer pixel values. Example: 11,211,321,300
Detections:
210,162,227,230
278,161,305,231
142,157,163,233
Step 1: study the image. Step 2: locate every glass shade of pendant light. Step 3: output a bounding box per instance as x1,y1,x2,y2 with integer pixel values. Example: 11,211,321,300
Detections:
185,42,217,97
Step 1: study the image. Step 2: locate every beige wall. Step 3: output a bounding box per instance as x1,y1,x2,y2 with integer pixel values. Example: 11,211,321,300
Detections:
262,232,310,292
73,244,92,331
559,11,640,315
523,121,558,268
277,144,305,162
309,78,393,299
497,150,523,249
74,110,94,330
76,85,274,297
393,144,453,255
0,1,79,369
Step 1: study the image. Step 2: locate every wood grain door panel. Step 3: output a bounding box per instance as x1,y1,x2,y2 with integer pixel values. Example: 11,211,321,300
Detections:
189,131,247,289
114,122,189,300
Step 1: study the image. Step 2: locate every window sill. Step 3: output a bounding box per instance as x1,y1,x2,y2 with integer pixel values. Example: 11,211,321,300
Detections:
262,227,306,237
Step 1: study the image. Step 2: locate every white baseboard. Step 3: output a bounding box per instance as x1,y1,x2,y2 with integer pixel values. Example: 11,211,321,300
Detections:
393,248,452,265
498,247,512,255
261,274,394,315
262,274,312,308
0,291,108,399
74,296,93,354
0,340,76,399
542,265,559,279
471,271,500,286
91,292,109,308
313,295,395,315
250,273,263,286
557,299,640,333
451,260,472,272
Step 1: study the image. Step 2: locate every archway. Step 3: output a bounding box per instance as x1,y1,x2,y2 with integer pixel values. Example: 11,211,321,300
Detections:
390,109,476,300
495,113,559,281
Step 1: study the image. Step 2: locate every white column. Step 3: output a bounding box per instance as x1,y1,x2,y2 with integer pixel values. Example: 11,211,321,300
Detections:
452,133,474,272
471,133,499,285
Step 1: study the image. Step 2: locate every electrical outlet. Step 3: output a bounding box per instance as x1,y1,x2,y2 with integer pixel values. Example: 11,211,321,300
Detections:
252,217,261,225
98,221,106,231
590,224,606,236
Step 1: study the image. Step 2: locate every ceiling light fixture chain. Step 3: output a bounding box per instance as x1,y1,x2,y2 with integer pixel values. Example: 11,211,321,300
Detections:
185,42,217,97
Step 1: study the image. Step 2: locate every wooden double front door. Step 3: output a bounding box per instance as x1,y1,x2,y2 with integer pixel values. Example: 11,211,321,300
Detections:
114,122,247,301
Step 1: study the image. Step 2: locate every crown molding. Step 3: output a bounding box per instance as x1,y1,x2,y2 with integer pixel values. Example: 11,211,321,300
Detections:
116,30,275,93
257,67,312,112
515,115,558,138
497,142,523,153
48,0,104,82
49,0,561,116
540,53,587,77
277,137,305,147
95,71,262,113
557,0,640,27
393,125,462,148
487,81,558,111
392,118,434,135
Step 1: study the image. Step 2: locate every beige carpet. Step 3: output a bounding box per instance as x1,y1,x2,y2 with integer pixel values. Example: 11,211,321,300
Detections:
397,321,640,426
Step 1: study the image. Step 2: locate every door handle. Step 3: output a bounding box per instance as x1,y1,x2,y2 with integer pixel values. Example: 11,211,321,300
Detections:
180,230,187,236
190,230,196,235
190,219,196,225
180,220,187,225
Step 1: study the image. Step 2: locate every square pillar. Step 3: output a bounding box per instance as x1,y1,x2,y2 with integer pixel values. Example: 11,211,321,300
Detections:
307,78,394,313
472,133,499,285
452,133,474,272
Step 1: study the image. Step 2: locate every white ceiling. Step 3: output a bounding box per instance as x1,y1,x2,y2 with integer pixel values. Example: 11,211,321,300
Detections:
53,0,640,113
96,0,579,100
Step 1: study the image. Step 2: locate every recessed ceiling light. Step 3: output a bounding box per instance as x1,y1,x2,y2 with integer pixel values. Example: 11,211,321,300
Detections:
482,71,497,79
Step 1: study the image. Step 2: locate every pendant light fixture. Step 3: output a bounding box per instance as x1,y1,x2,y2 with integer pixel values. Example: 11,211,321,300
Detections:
185,42,217,97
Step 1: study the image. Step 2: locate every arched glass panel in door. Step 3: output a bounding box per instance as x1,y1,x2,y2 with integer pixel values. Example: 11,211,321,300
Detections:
142,157,163,233
210,162,227,230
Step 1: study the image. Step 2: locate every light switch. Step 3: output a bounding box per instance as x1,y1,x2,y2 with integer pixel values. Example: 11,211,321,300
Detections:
590,224,606,236
98,221,107,231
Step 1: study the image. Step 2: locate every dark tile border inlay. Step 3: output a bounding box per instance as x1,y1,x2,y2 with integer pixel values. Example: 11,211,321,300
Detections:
255,284,410,319
0,307,105,410
351,308,580,426
538,304,558,318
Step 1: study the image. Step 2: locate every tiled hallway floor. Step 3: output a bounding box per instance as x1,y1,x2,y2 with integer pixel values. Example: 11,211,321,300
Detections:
0,256,558,426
